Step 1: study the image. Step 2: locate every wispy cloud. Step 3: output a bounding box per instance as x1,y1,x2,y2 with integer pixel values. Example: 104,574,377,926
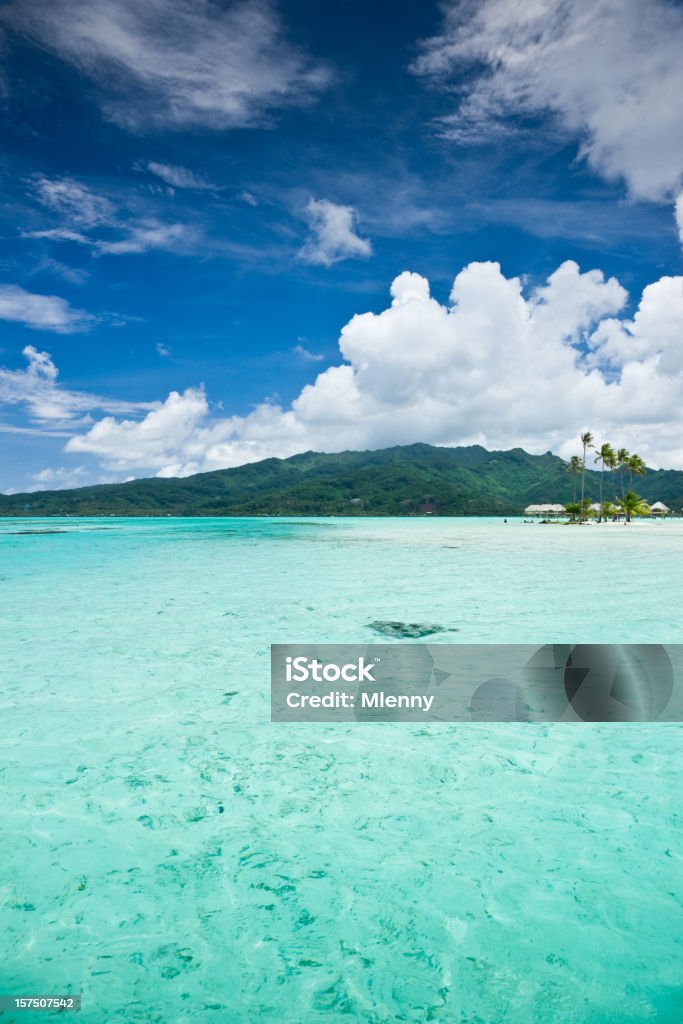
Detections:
32,258,90,286
412,0,683,205
0,345,153,424
2,0,331,131
299,198,372,267
0,284,94,333
24,175,198,256
0,422,74,437
146,162,216,191
292,342,324,362
32,175,115,227
94,221,198,255
23,228,90,244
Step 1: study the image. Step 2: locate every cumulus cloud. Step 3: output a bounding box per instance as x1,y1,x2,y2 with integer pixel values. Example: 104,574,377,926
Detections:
412,0,683,203
0,284,93,333
2,0,330,131
146,162,215,190
0,345,153,424
61,260,683,475
588,276,683,376
66,387,210,471
299,198,372,267
30,465,88,491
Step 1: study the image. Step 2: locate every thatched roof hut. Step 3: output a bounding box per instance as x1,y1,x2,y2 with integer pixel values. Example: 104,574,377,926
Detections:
524,503,566,517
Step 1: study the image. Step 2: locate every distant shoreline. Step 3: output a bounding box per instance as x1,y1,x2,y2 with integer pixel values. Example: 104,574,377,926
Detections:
1,512,522,519
1,512,681,521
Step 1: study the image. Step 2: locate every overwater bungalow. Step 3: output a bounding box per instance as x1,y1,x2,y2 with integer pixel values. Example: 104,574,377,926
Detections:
524,503,566,518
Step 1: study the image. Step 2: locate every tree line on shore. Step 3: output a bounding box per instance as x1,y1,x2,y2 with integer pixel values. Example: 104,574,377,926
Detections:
565,432,650,523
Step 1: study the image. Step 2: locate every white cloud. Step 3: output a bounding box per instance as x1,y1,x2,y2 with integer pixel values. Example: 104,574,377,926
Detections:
588,276,683,376
2,0,330,131
94,221,197,255
146,162,215,190
26,175,197,256
413,0,683,202
36,258,90,285
292,342,324,362
31,176,115,227
30,465,87,491
66,387,210,470
0,345,153,424
60,260,683,475
22,228,90,244
0,422,73,437
0,284,93,333
156,342,172,357
676,193,683,245
299,198,372,267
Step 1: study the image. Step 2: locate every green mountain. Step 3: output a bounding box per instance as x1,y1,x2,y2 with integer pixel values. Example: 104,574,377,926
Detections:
1,443,681,516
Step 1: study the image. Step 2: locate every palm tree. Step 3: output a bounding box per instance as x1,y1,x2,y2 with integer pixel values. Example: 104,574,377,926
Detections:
594,442,615,520
567,455,582,502
616,491,650,524
610,444,618,499
579,431,594,521
627,453,646,491
601,500,617,522
565,498,591,523
617,448,630,497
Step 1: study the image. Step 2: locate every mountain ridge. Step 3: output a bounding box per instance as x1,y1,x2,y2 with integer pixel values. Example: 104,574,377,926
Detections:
1,443,681,516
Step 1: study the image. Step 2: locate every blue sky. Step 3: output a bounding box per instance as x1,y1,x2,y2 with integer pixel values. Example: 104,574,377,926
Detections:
1,0,682,492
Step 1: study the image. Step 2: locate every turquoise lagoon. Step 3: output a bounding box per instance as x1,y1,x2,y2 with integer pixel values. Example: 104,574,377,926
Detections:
1,516,682,1023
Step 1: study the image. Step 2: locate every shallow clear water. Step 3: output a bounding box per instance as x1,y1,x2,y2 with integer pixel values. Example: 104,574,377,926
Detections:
1,517,682,1023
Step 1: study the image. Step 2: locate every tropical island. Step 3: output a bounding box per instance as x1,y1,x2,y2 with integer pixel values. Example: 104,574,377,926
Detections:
530,432,673,523
0,439,681,518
